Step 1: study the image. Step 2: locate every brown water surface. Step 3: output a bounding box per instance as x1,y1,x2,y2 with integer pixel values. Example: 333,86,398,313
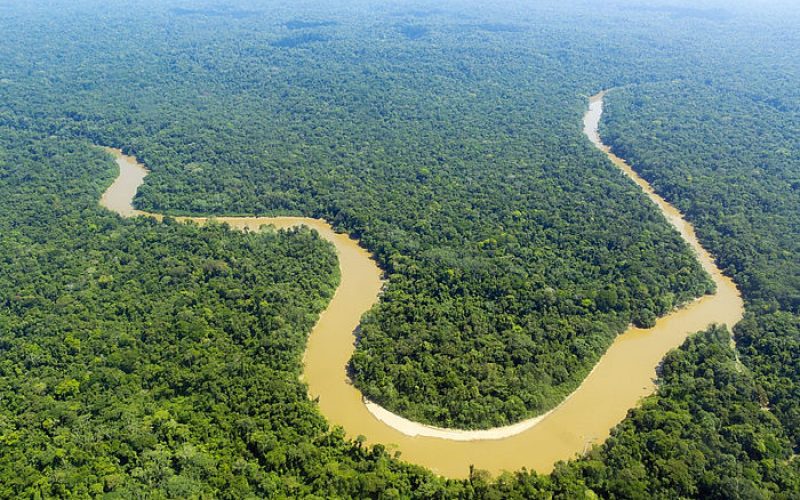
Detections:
98,93,743,477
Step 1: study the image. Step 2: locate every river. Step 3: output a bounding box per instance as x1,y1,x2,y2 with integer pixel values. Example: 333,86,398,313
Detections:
98,91,743,478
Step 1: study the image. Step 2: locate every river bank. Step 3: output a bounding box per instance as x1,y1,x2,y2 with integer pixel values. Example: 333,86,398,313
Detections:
98,92,743,477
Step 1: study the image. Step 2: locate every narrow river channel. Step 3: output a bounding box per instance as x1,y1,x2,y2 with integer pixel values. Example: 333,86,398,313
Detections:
99,91,744,478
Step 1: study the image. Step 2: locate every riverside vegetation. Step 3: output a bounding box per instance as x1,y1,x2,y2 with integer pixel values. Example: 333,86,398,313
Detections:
1,0,799,497
1,1,715,430
87,91,743,479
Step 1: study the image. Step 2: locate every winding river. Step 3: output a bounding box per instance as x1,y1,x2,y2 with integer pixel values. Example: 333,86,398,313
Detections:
99,91,744,478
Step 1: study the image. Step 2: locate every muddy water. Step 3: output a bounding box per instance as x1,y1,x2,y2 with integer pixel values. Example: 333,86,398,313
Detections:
99,151,149,217
99,92,743,478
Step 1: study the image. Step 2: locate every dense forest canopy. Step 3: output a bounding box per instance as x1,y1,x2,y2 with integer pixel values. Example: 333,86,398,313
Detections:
1,0,799,496
0,0,718,428
601,79,800,448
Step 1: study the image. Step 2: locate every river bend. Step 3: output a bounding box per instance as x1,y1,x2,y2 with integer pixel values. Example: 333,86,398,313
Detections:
99,91,743,478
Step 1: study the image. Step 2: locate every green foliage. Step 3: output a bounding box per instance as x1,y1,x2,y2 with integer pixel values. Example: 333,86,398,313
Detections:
0,0,714,429
737,313,800,447
0,127,450,497
601,78,800,454
1,0,799,497
553,327,800,499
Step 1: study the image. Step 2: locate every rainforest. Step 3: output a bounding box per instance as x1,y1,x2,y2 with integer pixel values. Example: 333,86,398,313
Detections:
0,0,798,497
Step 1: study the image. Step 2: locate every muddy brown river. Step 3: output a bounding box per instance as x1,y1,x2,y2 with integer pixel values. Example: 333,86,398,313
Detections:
99,92,744,478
